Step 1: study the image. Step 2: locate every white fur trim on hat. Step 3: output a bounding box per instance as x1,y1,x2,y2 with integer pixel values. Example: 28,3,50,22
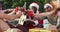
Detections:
29,3,39,10
44,3,53,9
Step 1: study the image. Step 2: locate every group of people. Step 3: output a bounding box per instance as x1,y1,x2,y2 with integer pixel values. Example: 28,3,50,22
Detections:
0,1,60,32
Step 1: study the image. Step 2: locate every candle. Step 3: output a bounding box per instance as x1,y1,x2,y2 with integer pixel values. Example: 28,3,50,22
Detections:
15,6,18,12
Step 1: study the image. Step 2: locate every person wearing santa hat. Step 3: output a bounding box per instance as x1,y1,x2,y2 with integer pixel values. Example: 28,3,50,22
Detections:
44,3,60,26
34,3,60,29
30,2,44,28
29,2,39,13
24,2,44,29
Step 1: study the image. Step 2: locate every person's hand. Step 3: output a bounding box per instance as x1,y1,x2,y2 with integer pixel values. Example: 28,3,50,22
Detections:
8,9,16,15
6,9,14,12
16,11,22,17
33,14,39,20
16,11,21,14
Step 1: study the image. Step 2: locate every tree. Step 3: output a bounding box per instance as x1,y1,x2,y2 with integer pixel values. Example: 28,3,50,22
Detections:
3,0,51,12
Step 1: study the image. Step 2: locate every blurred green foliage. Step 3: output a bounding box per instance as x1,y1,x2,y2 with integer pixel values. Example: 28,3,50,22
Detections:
3,0,51,12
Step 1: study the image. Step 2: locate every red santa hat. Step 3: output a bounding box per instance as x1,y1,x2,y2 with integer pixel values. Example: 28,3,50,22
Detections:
44,3,53,9
29,2,39,10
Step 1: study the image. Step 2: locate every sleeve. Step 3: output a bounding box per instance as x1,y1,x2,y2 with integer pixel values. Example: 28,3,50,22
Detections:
38,12,47,20
39,15,47,20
